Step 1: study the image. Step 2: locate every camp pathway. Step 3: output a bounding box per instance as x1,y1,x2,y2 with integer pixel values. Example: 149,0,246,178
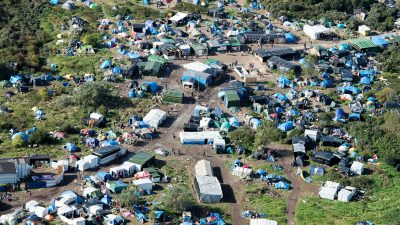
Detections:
208,156,245,225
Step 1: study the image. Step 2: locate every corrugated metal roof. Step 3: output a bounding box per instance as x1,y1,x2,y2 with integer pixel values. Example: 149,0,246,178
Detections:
0,161,16,174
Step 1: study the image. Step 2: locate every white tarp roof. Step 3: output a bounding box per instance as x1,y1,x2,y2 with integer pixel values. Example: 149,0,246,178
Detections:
303,25,330,40
337,188,354,202
90,112,104,120
58,206,74,215
195,160,213,176
83,187,98,196
169,12,189,22
143,109,167,128
304,129,319,141
350,161,364,175
195,175,223,197
319,181,341,200
25,200,39,212
250,219,278,225
183,61,211,73
180,131,222,142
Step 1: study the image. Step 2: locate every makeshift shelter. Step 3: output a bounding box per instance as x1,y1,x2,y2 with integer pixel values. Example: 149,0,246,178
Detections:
182,70,213,90
372,36,389,48
128,152,155,171
163,89,183,103
232,167,252,178
195,160,213,176
100,60,112,69
83,187,102,199
110,161,136,177
337,186,357,202
223,90,241,108
350,161,364,175
319,181,341,200
0,161,17,185
349,39,378,52
189,43,208,56
143,109,167,128
106,180,128,193
278,121,294,132
141,81,159,93
194,175,223,203
132,179,153,194
62,1,76,10
143,167,162,183
313,151,340,166
97,171,112,182
267,56,301,74
358,25,371,36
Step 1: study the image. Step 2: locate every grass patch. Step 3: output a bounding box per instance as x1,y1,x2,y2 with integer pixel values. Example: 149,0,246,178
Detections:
296,164,400,225
244,183,288,224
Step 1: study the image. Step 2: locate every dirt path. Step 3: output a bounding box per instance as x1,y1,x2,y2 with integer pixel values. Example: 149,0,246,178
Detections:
280,159,299,225
208,156,245,225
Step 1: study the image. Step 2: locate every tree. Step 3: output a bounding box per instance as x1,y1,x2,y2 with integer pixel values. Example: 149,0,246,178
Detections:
162,186,194,213
82,33,103,48
115,188,140,209
254,121,284,147
227,126,255,150
73,81,115,112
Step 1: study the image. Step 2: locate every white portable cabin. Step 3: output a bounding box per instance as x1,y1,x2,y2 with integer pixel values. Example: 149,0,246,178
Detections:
319,181,341,200
110,161,136,177
337,186,357,202
232,167,252,179
195,160,213,176
34,206,48,218
51,160,69,172
250,218,278,225
304,129,320,142
132,178,153,193
75,154,99,171
350,161,364,175
179,131,222,145
143,109,167,128
194,175,223,203
213,138,226,152
358,25,371,36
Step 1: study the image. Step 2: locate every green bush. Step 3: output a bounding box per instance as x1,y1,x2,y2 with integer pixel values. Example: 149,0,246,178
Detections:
173,2,208,14
30,129,52,145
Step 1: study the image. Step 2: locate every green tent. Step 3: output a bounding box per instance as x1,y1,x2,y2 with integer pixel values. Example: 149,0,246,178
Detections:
107,181,128,193
163,89,184,103
220,121,231,132
148,55,169,65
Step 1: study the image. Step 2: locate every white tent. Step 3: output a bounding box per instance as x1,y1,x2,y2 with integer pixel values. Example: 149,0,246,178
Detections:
132,178,153,192
88,205,103,215
90,112,104,120
194,175,223,203
183,61,211,73
34,206,48,218
195,160,213,176
250,218,278,225
57,206,74,216
350,161,364,175
319,181,341,200
143,109,167,128
25,200,39,212
169,12,188,23
232,167,252,178
303,25,330,40
337,187,356,202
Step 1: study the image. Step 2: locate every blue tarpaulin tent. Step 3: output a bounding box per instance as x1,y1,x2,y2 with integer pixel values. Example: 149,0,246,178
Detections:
372,36,389,48
349,112,361,121
10,75,23,84
337,86,360,95
101,195,112,205
278,121,294,132
321,79,332,88
335,108,345,121
277,76,290,88
273,93,288,101
229,117,240,127
50,0,59,5
64,143,78,152
309,165,324,175
127,52,141,59
101,60,112,69
249,118,262,129
111,67,122,74
275,181,289,190
360,76,371,85
12,132,29,142
285,32,296,43
97,171,111,182
141,81,158,93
